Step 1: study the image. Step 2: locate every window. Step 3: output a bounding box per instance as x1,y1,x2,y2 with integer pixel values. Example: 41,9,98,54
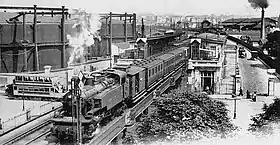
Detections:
152,68,154,75
122,77,126,84
149,70,151,77
210,46,216,57
158,66,160,72
94,99,102,108
191,44,200,60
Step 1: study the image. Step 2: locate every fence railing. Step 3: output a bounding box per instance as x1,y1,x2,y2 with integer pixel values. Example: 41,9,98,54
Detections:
0,102,60,134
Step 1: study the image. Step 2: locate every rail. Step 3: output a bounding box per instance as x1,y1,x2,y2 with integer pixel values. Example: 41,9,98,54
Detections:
0,103,61,135
2,120,51,145
23,130,51,145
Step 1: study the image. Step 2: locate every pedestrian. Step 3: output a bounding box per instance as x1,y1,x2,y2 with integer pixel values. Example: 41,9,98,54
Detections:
246,90,250,99
0,118,2,130
239,87,243,96
252,91,257,102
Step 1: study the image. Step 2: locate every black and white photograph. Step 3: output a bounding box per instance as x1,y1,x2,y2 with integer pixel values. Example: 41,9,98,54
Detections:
0,0,280,144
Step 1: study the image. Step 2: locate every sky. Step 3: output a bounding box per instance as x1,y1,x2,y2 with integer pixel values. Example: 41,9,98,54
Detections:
0,0,279,17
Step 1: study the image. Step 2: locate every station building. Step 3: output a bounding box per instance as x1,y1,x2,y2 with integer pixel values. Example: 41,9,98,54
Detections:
186,33,227,94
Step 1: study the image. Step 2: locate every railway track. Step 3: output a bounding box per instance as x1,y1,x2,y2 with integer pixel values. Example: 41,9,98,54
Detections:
2,120,52,145
1,106,62,145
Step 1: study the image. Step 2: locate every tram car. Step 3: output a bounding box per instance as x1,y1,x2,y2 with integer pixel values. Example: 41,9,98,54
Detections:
50,47,187,142
6,74,68,101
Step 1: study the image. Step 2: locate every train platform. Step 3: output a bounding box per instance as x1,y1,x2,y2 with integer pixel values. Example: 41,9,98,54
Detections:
0,95,61,135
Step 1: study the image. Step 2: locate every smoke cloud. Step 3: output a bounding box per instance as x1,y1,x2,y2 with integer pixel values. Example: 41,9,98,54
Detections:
248,0,269,9
67,9,101,66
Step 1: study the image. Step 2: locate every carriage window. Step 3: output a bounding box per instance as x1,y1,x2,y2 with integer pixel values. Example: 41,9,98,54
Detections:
94,99,101,108
158,66,160,72
149,70,151,77
122,77,125,84
152,68,154,75
155,67,157,73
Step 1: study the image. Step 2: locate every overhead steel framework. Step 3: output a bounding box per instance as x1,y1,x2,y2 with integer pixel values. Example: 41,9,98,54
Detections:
100,12,137,57
0,5,68,72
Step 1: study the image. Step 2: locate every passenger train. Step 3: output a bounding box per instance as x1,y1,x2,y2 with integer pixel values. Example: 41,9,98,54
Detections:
50,47,187,143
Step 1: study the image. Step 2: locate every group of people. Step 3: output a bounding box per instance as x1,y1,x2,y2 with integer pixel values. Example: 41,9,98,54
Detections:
238,87,257,102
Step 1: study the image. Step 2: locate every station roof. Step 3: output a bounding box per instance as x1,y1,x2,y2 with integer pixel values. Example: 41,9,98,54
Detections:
168,48,185,55
194,33,226,43
221,17,277,26
147,32,183,41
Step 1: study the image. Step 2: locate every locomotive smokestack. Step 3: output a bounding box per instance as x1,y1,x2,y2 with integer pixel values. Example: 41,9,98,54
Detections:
261,8,265,39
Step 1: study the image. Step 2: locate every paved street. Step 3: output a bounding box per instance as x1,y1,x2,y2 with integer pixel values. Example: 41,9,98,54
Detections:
207,42,280,144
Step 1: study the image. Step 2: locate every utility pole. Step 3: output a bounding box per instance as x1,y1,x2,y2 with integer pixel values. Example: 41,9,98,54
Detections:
234,97,237,119
71,77,82,144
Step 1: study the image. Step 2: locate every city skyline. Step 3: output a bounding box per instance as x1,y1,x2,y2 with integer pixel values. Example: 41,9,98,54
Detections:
0,0,279,17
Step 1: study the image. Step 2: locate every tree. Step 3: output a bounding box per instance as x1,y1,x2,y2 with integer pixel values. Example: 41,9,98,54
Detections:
123,90,237,144
263,31,280,57
249,98,280,135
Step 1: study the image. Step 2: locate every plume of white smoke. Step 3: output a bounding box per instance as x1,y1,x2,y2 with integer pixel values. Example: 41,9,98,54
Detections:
248,0,269,9
67,9,101,66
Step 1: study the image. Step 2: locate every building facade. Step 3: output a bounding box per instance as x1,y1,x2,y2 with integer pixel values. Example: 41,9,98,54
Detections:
186,33,226,94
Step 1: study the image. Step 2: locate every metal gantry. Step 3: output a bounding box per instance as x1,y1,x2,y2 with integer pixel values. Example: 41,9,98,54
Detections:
0,5,68,72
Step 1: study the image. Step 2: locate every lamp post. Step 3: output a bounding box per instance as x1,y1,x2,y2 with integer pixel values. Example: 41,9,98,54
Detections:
233,97,237,119
231,94,240,119
22,92,25,111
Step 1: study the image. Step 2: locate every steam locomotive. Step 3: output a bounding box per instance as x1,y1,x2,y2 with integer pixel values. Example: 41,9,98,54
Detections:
50,47,187,143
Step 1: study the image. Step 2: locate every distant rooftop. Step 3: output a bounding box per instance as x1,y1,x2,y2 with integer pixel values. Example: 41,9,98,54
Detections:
193,33,226,43
221,17,277,24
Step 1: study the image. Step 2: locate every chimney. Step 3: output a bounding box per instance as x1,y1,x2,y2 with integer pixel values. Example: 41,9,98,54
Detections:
278,14,280,28
141,18,145,38
44,65,52,75
261,8,265,39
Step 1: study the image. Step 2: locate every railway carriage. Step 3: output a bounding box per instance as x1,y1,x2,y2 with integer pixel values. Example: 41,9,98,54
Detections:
134,59,164,88
168,47,186,67
113,65,146,104
157,53,175,76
